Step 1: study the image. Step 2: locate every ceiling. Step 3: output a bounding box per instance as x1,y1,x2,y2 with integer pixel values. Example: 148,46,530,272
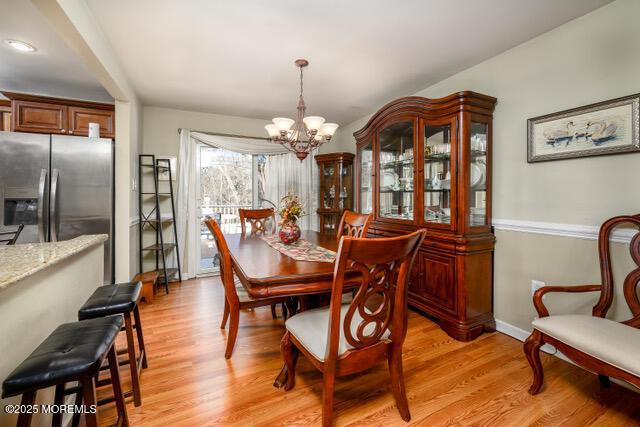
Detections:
85,0,613,124
0,0,112,102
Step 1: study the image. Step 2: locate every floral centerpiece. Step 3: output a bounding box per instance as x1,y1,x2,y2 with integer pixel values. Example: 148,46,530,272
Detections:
278,192,304,244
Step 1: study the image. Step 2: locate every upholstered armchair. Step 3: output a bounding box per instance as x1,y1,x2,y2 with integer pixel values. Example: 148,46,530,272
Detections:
524,214,640,394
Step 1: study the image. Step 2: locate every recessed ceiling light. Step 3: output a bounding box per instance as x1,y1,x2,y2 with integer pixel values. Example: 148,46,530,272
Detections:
5,39,37,52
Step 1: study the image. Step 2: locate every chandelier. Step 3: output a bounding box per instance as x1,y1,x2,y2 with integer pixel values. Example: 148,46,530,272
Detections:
265,59,338,160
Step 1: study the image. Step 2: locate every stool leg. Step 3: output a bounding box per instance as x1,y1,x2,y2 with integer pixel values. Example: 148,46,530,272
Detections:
125,311,142,406
133,305,148,369
107,344,130,427
80,375,98,427
52,384,65,427
16,390,36,427
70,382,84,427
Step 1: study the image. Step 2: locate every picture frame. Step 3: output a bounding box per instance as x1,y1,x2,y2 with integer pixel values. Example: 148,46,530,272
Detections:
527,93,640,163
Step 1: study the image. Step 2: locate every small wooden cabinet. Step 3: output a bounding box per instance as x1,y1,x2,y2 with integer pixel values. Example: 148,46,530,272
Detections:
316,152,354,235
1,92,114,138
354,92,497,341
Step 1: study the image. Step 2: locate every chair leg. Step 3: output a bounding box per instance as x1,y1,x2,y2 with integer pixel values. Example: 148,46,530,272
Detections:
71,384,83,427
282,302,288,321
599,374,611,388
322,372,336,427
52,383,65,427
81,375,98,427
221,299,230,329
133,305,148,369
225,307,240,359
271,303,278,319
124,312,142,406
524,329,545,395
388,348,411,421
280,332,299,391
16,390,36,427
107,344,130,426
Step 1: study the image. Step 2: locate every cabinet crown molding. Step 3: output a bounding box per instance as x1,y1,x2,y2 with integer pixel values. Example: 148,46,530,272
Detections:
1,91,115,111
353,91,497,141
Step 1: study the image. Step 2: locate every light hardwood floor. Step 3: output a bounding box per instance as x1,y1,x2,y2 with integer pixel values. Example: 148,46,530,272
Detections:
99,278,640,426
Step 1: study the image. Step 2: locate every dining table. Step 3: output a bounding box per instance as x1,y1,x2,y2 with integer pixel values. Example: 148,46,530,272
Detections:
225,229,359,387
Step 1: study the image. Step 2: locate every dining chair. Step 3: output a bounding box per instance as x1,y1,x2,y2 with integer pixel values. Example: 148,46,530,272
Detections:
524,214,640,395
238,207,282,317
336,211,372,241
239,208,276,235
0,223,24,245
281,229,426,426
205,217,289,358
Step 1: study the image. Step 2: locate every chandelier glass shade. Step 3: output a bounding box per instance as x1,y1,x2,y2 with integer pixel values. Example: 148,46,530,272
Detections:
265,59,338,160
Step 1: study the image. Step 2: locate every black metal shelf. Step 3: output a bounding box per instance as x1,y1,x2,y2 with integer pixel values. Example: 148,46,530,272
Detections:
138,154,182,294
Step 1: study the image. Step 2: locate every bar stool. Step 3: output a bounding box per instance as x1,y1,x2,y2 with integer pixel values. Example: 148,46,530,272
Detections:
2,316,128,427
78,281,147,407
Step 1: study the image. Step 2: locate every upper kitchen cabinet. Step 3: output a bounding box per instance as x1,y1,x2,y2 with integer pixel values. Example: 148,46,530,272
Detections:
354,92,497,342
1,92,115,138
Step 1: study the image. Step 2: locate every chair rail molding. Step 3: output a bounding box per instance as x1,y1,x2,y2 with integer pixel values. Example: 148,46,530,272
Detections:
493,218,638,244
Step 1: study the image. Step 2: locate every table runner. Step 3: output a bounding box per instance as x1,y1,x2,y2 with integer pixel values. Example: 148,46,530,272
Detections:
260,234,336,263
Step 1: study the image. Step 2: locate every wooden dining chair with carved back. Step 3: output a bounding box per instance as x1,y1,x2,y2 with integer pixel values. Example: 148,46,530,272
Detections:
336,211,372,241
280,229,426,426
524,214,640,395
205,217,289,358
238,207,284,318
239,208,276,235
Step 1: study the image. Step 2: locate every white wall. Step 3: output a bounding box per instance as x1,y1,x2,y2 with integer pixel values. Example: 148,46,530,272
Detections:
337,0,640,331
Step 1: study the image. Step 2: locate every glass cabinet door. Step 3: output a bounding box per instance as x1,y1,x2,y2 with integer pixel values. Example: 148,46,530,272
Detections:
358,142,373,213
378,121,414,221
470,121,488,226
423,121,454,225
321,161,336,209
340,161,353,211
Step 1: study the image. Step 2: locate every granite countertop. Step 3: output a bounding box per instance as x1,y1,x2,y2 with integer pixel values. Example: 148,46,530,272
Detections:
0,234,108,291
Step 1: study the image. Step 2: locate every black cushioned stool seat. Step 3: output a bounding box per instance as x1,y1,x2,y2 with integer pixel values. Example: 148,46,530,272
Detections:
2,316,128,427
78,281,147,407
78,282,142,320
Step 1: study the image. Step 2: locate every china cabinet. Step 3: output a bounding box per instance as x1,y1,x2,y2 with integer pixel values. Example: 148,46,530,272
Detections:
316,152,354,235
354,92,497,341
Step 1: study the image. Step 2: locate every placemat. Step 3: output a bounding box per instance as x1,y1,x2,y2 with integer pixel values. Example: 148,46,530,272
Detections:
261,234,336,263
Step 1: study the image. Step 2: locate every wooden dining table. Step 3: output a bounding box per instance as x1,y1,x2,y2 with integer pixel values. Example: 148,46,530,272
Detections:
225,229,359,387
226,229,359,299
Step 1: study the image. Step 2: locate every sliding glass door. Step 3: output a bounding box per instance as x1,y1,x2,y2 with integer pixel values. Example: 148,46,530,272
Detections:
197,145,253,274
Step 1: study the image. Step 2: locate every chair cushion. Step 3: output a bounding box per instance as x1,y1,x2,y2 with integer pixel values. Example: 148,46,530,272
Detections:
78,282,142,320
532,314,640,376
2,316,123,398
285,303,390,362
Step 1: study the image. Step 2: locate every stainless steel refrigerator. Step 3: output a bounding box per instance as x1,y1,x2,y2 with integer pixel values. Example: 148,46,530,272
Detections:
0,131,114,283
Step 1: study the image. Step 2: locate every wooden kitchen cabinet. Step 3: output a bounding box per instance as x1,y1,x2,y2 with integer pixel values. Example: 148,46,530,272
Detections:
354,92,497,341
1,92,115,138
12,100,68,134
68,106,114,137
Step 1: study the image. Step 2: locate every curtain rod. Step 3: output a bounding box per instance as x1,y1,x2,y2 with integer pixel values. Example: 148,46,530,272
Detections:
179,129,271,142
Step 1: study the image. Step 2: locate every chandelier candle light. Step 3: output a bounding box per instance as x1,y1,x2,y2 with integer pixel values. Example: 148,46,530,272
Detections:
265,59,339,160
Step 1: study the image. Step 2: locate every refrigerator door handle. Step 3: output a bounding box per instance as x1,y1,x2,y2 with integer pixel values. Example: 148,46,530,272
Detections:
37,169,48,243
50,168,60,242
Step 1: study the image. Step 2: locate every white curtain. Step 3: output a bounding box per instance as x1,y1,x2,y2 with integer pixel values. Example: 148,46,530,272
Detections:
176,129,199,279
264,152,319,231
191,131,289,155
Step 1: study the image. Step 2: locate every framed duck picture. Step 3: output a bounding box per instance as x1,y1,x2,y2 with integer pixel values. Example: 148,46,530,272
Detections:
527,93,639,162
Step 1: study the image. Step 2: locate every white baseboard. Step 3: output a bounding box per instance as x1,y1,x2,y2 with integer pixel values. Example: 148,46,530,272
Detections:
495,318,638,393
495,319,558,355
